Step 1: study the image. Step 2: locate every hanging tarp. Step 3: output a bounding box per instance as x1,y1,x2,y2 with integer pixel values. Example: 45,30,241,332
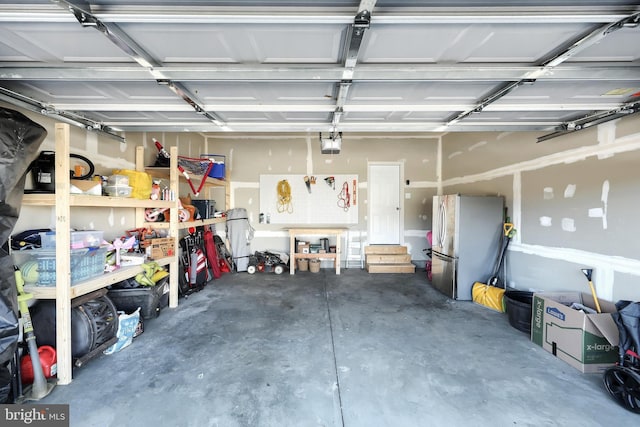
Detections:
0,107,47,365
225,208,254,272
613,300,640,366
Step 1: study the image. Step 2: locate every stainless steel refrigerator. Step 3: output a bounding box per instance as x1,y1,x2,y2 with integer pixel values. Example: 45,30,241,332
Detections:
431,194,504,300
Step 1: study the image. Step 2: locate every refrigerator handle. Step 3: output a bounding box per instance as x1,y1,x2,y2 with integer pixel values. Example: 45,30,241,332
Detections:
432,249,456,261
438,198,446,247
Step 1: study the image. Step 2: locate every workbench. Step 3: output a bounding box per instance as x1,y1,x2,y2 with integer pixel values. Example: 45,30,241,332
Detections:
287,228,347,275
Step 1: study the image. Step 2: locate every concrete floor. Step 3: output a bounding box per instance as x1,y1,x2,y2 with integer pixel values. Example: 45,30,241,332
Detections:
39,270,636,426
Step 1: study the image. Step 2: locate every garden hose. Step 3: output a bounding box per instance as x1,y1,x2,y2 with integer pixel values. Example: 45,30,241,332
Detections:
277,179,293,213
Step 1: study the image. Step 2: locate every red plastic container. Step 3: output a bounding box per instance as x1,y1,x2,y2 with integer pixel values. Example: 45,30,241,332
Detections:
20,345,57,384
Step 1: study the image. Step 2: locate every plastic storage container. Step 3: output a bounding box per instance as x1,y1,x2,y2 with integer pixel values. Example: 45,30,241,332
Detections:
40,230,104,249
107,278,170,319
505,290,534,334
13,247,107,286
104,185,133,197
107,174,130,187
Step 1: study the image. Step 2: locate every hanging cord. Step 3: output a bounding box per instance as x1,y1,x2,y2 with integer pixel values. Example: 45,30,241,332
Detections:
337,181,350,211
276,179,293,213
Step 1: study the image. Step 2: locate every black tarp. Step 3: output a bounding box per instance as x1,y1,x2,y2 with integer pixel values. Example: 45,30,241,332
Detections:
0,107,47,366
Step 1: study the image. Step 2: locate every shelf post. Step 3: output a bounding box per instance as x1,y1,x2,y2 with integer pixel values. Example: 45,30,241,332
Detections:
168,146,179,308
54,123,73,385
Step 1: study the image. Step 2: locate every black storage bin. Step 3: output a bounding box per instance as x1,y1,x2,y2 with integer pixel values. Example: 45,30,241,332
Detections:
107,278,169,320
505,290,534,334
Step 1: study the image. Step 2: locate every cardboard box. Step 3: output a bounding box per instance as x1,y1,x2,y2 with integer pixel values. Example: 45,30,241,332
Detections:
70,179,102,196
531,292,619,373
147,237,176,260
296,241,310,254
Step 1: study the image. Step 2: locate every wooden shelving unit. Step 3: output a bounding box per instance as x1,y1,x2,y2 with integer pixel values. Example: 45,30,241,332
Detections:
142,164,230,229
287,228,346,275
20,124,180,385
144,166,231,222
19,126,231,385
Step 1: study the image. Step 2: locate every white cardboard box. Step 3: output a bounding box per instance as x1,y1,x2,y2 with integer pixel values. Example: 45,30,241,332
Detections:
70,179,102,196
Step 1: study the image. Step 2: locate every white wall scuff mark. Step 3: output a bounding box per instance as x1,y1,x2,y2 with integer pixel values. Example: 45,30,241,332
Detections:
539,216,552,227
468,141,487,151
107,209,115,227
564,184,576,198
588,180,610,230
513,172,522,244
543,187,554,200
561,218,576,232
448,151,462,159
306,134,313,175
85,131,99,153
601,180,609,230
597,120,617,160
589,207,604,217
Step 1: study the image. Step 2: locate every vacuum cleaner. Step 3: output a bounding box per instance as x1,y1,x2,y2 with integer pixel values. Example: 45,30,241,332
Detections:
27,151,95,193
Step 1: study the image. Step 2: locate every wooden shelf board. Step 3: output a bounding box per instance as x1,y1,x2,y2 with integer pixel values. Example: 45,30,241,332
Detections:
145,167,227,187
24,256,175,300
23,193,174,208
292,253,338,259
145,217,226,229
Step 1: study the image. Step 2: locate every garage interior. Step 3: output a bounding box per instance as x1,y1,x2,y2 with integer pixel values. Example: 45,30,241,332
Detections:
1,0,640,425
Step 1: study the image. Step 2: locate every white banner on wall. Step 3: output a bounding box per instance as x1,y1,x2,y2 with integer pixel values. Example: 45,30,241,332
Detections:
260,174,358,224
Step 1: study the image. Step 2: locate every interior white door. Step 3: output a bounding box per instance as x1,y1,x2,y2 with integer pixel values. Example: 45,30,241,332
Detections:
368,163,402,244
